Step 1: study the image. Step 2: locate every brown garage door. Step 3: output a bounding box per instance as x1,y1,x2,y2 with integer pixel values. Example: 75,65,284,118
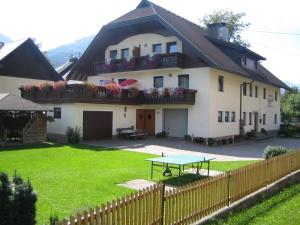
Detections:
83,111,113,141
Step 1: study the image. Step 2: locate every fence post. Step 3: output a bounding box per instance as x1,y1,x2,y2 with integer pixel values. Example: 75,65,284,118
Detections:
160,183,166,225
227,171,231,206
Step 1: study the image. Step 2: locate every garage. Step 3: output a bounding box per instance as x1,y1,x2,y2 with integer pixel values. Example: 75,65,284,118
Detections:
83,111,113,140
163,109,188,137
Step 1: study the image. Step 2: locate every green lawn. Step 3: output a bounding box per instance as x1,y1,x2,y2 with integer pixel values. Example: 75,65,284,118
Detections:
0,143,255,224
209,183,300,225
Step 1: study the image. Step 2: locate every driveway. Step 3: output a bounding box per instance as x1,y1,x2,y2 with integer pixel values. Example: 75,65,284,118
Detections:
85,137,300,161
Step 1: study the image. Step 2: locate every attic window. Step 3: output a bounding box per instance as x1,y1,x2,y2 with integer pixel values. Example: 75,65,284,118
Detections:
241,56,257,70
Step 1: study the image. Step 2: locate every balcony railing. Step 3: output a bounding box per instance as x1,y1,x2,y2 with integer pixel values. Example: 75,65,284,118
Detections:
92,52,184,75
20,84,197,105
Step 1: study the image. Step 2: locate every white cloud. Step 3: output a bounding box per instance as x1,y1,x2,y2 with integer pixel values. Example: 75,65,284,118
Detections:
1,0,299,84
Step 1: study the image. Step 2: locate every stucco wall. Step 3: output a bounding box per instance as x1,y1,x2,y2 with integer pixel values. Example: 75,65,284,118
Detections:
0,75,53,96
105,33,182,59
209,68,280,137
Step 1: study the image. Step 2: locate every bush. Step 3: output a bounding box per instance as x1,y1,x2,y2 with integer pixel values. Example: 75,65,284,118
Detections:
261,128,268,135
278,125,298,138
193,136,205,144
263,145,288,159
155,131,168,138
49,212,59,225
0,171,37,225
207,138,216,146
184,134,192,141
66,126,81,143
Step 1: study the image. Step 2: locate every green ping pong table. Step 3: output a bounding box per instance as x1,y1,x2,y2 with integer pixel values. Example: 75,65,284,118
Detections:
146,154,216,179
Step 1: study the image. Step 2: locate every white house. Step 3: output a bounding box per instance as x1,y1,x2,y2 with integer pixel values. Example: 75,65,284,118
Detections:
20,0,288,142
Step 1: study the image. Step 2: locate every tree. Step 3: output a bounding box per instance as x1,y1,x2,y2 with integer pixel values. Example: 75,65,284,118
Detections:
281,87,300,124
199,10,251,47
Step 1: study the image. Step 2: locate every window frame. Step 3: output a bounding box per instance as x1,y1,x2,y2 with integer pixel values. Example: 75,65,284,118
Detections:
225,111,229,122
53,107,61,119
275,91,278,101
255,85,258,98
263,114,266,125
249,84,253,97
121,48,129,59
218,111,223,122
153,76,164,88
231,111,236,122
243,112,247,124
263,88,266,99
152,43,162,54
178,74,189,89
166,41,177,53
109,50,117,59
249,112,252,125
243,83,247,96
275,114,277,124
218,76,224,92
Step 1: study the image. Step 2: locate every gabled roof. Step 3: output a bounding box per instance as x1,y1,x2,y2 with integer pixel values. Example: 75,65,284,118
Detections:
55,58,78,79
68,0,288,89
0,38,62,81
0,93,50,111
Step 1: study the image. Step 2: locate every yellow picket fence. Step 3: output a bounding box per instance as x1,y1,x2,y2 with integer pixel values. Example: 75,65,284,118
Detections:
57,150,300,225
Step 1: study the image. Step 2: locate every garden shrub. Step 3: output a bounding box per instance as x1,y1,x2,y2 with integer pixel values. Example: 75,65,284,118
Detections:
278,125,298,138
207,138,216,146
263,145,288,159
0,171,37,225
193,136,205,144
155,131,168,138
66,126,81,143
184,134,192,141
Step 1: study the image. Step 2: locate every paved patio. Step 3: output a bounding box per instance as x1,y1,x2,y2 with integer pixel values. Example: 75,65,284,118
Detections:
86,137,300,161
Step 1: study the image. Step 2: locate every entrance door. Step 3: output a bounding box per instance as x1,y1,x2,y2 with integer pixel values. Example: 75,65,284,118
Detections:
136,109,155,135
254,112,259,132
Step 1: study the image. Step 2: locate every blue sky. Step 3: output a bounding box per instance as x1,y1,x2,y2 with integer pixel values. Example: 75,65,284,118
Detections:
1,0,300,84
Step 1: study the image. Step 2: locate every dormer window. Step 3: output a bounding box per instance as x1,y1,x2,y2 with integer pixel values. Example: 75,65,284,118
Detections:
110,50,117,59
241,56,257,70
167,42,177,53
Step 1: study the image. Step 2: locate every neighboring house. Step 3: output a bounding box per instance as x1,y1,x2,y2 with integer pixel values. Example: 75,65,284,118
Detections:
21,0,288,141
0,38,62,96
55,57,78,80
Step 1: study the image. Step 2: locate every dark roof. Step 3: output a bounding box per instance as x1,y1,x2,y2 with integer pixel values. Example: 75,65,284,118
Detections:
56,58,78,79
68,0,288,89
0,93,50,111
0,38,62,81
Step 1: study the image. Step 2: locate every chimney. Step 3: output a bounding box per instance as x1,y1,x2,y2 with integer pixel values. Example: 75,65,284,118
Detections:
0,42,5,50
207,23,229,42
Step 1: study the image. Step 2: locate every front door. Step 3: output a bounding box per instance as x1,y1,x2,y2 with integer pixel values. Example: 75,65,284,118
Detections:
136,109,155,135
254,112,259,132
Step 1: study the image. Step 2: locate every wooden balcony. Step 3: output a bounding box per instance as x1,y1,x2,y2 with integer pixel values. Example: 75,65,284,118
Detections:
92,52,185,75
20,84,197,105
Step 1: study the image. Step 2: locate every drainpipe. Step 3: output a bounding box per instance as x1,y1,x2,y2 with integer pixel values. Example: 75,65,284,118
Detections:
239,80,254,135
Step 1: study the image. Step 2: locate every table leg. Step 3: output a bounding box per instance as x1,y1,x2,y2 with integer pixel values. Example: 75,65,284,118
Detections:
197,162,199,174
151,161,153,179
208,161,210,177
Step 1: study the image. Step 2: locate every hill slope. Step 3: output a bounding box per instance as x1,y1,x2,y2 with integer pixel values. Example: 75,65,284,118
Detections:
0,33,12,43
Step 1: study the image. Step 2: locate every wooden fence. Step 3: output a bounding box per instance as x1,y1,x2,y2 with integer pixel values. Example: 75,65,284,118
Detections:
56,151,300,225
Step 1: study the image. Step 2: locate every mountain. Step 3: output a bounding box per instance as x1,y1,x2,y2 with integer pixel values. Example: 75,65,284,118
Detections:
47,35,94,68
0,34,12,43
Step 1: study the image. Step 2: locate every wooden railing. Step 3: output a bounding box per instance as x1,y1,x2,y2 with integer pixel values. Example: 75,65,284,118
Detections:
56,151,300,225
20,85,197,105
92,53,185,75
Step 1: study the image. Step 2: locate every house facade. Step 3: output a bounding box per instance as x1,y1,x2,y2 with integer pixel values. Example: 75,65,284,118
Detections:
20,0,288,142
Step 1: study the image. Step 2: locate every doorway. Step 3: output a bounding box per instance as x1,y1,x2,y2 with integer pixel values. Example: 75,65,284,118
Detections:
136,109,155,136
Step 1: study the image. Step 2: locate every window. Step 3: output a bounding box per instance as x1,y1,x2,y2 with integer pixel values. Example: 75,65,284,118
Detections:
178,74,189,89
166,42,177,53
218,76,224,92
243,83,247,96
249,84,253,97
152,44,162,54
54,107,61,119
231,112,236,122
110,50,117,59
121,48,129,58
243,112,247,124
263,114,266,125
255,85,258,98
275,114,277,124
218,111,223,122
263,88,266,99
225,111,229,122
275,91,278,101
118,78,126,84
154,76,163,88
249,112,252,125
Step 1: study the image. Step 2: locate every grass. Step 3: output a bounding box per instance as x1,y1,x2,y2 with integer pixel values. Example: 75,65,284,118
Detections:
0,143,255,224
209,183,300,225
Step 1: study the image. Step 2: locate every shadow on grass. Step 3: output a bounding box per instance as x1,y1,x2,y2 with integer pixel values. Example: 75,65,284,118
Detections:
0,142,64,152
207,184,300,225
161,173,209,187
68,143,120,152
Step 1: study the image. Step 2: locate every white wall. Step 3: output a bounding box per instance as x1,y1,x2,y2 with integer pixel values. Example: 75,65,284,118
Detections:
209,68,281,137
0,75,53,96
105,33,182,59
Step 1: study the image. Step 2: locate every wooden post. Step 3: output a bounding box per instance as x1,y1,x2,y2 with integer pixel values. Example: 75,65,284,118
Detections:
160,183,166,225
227,171,231,206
